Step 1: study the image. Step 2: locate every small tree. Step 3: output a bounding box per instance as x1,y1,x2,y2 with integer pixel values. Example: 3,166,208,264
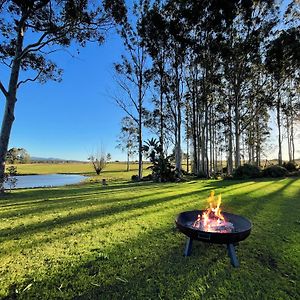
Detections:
88,150,107,175
116,116,138,171
4,166,18,192
6,148,30,164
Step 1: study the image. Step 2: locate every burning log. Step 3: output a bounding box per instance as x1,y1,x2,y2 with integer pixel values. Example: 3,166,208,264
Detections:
192,191,234,233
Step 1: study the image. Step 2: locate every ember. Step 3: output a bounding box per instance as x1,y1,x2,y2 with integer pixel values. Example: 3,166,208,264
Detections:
192,191,234,233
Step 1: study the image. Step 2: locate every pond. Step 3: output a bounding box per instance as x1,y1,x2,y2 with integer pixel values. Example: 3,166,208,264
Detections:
4,174,85,189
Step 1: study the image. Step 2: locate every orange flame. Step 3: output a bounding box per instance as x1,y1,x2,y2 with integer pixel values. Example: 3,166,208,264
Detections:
193,191,233,233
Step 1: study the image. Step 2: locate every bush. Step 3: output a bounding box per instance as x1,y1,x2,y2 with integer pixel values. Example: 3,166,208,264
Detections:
282,161,298,172
4,166,18,191
263,165,288,178
143,138,177,182
141,174,153,181
287,170,300,177
233,164,261,179
131,175,139,182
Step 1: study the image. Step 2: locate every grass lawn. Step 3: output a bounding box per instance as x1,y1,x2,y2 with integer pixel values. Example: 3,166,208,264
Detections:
0,178,299,299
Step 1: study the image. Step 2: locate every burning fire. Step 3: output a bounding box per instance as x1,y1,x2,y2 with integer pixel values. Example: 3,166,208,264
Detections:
193,191,234,233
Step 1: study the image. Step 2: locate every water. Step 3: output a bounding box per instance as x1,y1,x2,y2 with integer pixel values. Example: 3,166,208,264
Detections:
4,174,85,189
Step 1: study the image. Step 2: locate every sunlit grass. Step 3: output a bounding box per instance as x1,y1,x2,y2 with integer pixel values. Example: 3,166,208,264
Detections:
0,178,299,299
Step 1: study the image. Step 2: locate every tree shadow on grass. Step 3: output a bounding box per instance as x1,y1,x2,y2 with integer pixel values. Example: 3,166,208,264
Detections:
0,185,218,243
14,180,300,299
3,179,299,299
0,180,268,245
2,180,260,254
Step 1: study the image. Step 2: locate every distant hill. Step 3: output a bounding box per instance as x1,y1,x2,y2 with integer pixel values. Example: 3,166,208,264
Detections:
30,157,86,163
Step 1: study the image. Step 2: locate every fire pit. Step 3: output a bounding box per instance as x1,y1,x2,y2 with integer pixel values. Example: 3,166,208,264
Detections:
175,191,252,267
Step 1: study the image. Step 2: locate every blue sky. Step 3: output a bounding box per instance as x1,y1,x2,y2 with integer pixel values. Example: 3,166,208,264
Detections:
1,31,132,161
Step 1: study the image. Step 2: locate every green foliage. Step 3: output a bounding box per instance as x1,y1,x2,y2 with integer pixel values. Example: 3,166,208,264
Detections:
282,161,298,172
143,138,176,182
263,165,288,178
233,164,261,179
4,166,18,191
5,148,30,164
6,166,17,176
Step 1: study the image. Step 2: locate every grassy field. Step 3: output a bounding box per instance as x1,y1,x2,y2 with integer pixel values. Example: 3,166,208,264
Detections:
0,177,299,299
7,162,151,182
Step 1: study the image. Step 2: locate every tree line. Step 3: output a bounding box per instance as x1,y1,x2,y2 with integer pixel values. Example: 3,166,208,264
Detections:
115,0,300,179
0,1,299,191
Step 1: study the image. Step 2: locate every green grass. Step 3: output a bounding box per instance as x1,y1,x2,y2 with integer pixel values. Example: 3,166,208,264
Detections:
0,177,299,299
7,162,151,182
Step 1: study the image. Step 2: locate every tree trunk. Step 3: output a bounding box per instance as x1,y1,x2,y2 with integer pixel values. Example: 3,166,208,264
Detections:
209,104,213,175
138,110,143,180
186,133,189,173
159,65,164,154
291,114,295,163
227,103,233,175
0,23,24,191
138,69,143,180
191,93,198,174
286,114,292,162
234,99,241,169
126,152,130,171
276,94,282,166
175,103,182,173
175,64,182,175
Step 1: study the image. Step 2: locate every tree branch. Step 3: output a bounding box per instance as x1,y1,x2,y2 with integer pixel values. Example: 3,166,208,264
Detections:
0,81,8,98
112,95,138,124
17,70,43,88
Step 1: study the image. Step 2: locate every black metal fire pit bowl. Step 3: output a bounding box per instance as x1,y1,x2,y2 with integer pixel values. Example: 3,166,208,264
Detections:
175,210,252,267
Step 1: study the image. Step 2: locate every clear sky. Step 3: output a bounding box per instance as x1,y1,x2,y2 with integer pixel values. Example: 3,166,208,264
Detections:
0,1,298,162
0,30,133,161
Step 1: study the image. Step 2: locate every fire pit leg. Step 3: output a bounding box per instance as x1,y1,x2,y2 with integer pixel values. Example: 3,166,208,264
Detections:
227,244,240,267
184,238,193,256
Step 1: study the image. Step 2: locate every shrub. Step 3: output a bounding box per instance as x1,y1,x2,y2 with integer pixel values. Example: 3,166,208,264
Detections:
282,161,298,172
233,164,261,179
263,165,288,178
4,166,18,192
131,175,139,182
141,174,153,181
143,138,177,182
287,170,300,177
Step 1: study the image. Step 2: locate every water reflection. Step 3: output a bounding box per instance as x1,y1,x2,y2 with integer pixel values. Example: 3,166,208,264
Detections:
4,174,85,189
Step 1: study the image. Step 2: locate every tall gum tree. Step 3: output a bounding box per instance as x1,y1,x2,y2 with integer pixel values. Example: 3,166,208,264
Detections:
114,0,150,180
0,0,126,190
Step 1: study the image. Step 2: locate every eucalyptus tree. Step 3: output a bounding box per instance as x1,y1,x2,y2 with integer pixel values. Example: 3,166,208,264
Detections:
139,2,170,157
140,0,189,176
114,0,151,180
266,27,300,165
219,0,278,169
0,0,126,190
